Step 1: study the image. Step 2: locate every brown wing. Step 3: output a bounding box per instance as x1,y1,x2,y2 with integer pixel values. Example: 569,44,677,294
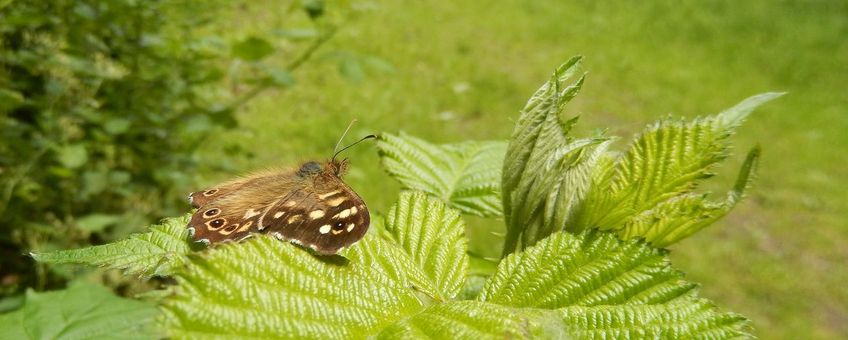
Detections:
187,173,280,208
188,169,303,243
188,161,370,254
262,171,370,255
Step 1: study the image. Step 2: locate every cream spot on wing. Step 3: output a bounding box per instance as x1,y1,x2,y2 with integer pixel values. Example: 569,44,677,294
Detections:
319,224,331,234
244,209,261,219
285,200,297,207
350,206,358,215
333,209,351,219
309,210,325,219
332,229,343,235
274,211,285,219
346,223,355,232
272,232,284,240
236,221,253,233
318,190,341,199
327,197,346,207
287,215,302,224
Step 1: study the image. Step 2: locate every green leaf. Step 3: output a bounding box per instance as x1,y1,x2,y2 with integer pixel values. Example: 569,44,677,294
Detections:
479,231,752,339
556,300,752,339
273,28,319,40
56,144,88,169
158,192,749,338
618,147,760,247
501,56,614,255
160,235,422,339
0,294,24,314
0,282,158,340
231,36,275,61
159,193,469,338
263,66,295,87
377,132,506,217
75,213,123,233
480,231,696,308
383,191,469,299
0,88,24,110
339,56,366,82
103,118,132,134
377,301,567,339
302,0,325,19
32,214,193,277
571,94,780,246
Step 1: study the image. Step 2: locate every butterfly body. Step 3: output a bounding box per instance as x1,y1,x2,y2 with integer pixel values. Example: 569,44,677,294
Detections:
187,160,369,254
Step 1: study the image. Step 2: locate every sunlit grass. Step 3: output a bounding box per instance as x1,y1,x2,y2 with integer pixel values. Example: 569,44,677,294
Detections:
196,1,848,338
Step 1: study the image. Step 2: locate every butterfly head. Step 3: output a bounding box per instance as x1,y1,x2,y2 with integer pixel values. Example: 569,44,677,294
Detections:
296,159,349,178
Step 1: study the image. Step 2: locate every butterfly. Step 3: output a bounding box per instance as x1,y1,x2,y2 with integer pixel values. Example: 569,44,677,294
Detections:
186,131,375,255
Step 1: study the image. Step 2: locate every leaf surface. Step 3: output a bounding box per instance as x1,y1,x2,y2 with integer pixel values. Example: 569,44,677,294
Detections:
378,132,506,217
159,193,469,339
0,283,158,340
480,231,696,308
571,94,780,246
32,214,193,277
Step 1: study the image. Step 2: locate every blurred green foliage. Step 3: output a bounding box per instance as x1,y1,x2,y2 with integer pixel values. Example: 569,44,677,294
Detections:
0,0,337,298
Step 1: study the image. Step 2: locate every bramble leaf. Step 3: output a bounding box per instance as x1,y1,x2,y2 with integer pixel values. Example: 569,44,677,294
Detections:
377,132,506,217
480,231,752,339
500,55,779,251
480,231,696,308
383,191,469,299
555,300,751,339
159,193,469,338
501,56,614,255
571,94,780,246
377,301,568,339
618,146,760,247
158,192,750,339
0,282,158,340
32,214,193,277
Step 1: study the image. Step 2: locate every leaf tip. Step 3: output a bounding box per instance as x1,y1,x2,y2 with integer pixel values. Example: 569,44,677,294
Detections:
719,92,785,126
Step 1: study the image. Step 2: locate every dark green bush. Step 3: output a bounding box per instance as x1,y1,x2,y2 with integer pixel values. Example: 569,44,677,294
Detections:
0,0,334,297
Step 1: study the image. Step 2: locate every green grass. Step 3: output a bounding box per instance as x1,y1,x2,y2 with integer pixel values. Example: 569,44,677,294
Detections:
195,1,848,338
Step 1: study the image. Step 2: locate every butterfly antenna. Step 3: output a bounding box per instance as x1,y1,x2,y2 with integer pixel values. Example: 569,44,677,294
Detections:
332,135,377,162
333,120,358,156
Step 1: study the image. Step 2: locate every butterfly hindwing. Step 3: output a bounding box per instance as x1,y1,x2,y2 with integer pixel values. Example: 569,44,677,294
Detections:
263,180,370,254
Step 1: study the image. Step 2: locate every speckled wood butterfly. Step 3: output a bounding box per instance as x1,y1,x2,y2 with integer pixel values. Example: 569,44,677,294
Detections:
186,129,374,255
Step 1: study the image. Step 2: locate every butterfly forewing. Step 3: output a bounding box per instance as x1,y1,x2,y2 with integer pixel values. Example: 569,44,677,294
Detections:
187,161,370,254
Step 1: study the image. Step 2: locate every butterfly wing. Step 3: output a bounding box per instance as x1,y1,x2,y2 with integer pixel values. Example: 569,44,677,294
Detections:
187,161,370,254
262,174,370,254
188,169,302,243
187,174,279,208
